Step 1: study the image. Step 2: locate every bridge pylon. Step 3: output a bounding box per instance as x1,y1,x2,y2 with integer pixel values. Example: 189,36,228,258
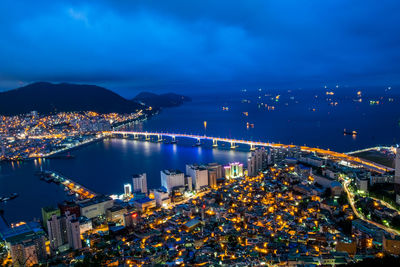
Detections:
134,134,138,140
171,136,177,144
145,134,150,141
250,144,256,151
195,138,201,146
230,142,238,149
212,139,218,148
157,134,163,142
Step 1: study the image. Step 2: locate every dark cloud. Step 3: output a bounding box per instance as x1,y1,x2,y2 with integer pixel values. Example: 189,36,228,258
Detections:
0,0,399,95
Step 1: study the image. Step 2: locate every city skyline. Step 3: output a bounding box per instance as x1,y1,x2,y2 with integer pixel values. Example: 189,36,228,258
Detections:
1,1,400,266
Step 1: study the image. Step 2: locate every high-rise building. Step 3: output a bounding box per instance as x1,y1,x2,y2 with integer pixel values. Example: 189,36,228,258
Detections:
207,163,223,179
207,169,217,188
47,214,63,250
224,162,244,179
186,164,209,191
41,206,60,232
65,214,81,250
47,212,82,252
124,183,132,197
247,148,268,177
132,173,148,195
160,170,185,193
185,175,193,191
395,147,400,185
1,222,46,267
207,163,223,188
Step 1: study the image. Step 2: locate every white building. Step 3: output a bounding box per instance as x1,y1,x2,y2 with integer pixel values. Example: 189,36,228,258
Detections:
65,215,81,250
132,173,148,195
185,175,193,191
124,183,132,197
247,148,268,177
47,212,82,252
47,215,63,250
160,170,185,193
78,196,114,219
150,188,171,207
186,164,208,191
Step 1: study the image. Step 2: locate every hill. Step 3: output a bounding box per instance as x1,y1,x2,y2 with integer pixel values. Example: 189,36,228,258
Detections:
0,82,144,115
132,92,191,108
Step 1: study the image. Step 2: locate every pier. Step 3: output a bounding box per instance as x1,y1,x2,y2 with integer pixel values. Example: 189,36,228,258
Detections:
41,171,97,199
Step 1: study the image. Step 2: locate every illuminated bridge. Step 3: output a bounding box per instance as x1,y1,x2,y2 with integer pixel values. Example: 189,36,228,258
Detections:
106,131,394,174
346,146,395,155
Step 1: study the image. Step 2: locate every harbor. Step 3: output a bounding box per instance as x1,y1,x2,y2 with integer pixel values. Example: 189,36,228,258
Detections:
38,171,97,200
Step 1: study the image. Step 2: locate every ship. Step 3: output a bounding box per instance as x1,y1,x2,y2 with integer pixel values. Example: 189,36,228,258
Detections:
0,193,19,202
343,129,357,135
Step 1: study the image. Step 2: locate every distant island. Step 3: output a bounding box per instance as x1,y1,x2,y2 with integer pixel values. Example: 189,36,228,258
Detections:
0,82,190,116
132,92,191,109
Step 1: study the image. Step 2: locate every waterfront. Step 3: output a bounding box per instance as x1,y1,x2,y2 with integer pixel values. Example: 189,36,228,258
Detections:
135,89,400,152
2,89,400,223
0,138,250,222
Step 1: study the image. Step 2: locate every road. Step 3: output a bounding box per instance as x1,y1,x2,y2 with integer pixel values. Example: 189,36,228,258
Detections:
341,178,400,236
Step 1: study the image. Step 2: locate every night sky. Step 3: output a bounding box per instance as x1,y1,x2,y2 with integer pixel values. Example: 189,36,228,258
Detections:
0,0,399,96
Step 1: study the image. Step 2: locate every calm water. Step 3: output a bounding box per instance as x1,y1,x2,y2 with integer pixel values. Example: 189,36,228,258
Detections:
2,89,400,223
0,139,250,222
135,89,400,152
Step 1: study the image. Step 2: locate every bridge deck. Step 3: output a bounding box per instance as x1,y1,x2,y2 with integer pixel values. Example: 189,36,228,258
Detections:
107,131,394,174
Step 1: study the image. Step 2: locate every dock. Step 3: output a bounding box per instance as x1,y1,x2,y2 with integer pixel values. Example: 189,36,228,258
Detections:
39,171,97,199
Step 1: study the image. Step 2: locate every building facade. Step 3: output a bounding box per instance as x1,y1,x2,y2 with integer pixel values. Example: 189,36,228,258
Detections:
186,164,208,191
78,195,114,219
1,222,46,267
132,173,148,195
47,211,82,252
160,170,185,193
247,148,268,177
224,162,244,179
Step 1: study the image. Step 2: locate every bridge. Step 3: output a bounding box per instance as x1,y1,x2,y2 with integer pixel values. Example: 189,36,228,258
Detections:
106,131,394,174
346,146,395,155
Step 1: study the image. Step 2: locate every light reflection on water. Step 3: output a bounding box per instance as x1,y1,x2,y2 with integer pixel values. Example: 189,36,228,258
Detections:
0,138,250,222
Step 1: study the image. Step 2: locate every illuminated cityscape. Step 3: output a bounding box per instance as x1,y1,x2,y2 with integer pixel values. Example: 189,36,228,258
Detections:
1,0,400,266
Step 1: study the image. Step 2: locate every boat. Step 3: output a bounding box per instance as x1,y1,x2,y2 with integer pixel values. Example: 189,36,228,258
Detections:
343,129,357,135
0,193,18,202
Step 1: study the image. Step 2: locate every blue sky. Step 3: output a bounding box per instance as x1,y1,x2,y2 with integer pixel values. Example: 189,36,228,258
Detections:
0,0,399,96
